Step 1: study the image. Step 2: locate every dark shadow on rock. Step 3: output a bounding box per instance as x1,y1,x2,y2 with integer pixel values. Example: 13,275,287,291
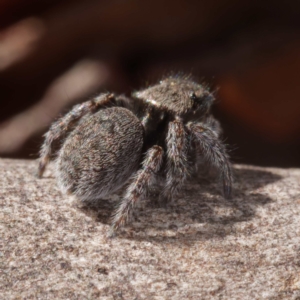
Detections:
78,166,282,243
77,200,115,225
77,190,124,225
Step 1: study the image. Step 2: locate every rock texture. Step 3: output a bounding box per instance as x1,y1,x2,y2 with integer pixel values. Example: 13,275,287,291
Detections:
1,158,300,299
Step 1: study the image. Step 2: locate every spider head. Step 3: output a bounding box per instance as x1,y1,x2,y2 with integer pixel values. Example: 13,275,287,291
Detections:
134,77,214,119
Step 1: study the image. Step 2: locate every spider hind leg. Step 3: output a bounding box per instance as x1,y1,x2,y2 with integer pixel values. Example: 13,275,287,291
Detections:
37,93,115,178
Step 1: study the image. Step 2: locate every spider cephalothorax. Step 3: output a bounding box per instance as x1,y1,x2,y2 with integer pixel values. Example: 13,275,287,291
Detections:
135,77,214,118
38,76,233,233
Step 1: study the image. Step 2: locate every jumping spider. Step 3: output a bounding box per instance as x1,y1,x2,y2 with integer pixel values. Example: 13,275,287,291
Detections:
38,76,233,233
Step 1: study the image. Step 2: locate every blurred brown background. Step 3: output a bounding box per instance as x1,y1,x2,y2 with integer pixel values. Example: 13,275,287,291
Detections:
0,0,299,167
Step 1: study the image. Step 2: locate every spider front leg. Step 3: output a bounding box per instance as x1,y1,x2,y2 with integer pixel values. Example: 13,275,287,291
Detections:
205,115,223,137
162,117,190,205
111,145,164,233
193,115,222,175
37,93,115,178
187,122,233,198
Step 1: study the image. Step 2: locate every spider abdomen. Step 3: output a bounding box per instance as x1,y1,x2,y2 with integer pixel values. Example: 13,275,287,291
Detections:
56,107,144,201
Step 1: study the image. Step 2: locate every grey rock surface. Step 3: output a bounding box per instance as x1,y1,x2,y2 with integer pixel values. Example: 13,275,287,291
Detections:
1,158,300,299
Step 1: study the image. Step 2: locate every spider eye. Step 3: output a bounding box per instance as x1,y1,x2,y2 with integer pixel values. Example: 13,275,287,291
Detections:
190,92,203,104
189,92,198,101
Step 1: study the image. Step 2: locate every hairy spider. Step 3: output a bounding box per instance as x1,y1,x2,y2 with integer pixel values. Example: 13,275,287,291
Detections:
37,76,233,233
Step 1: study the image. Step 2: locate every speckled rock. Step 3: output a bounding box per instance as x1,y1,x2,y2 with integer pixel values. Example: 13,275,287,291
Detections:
1,159,300,299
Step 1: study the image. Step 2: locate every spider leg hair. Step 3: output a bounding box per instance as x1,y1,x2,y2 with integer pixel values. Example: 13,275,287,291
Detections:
187,122,233,198
205,115,223,137
163,118,190,203
111,145,164,232
37,93,116,178
193,116,222,173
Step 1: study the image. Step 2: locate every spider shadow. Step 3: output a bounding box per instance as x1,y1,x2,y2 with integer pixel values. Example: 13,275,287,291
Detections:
78,166,282,243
